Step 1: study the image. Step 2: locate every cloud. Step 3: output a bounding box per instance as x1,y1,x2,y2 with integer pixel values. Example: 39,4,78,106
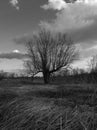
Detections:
0,59,23,72
85,45,97,51
9,0,19,10
42,0,97,10
41,0,68,10
0,51,28,59
12,49,20,53
76,0,97,5
40,0,97,43
72,57,91,69
81,44,97,58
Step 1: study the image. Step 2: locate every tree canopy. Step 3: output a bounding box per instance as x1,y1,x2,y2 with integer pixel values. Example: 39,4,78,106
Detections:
24,29,79,83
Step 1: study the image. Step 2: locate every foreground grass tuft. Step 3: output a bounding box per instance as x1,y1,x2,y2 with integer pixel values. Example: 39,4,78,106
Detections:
0,80,97,129
0,96,97,130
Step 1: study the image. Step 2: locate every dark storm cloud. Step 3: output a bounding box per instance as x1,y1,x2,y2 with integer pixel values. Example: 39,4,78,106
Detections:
69,18,97,43
0,52,28,59
41,0,97,44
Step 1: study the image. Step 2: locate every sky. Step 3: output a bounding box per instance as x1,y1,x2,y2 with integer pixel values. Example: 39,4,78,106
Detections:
0,0,97,72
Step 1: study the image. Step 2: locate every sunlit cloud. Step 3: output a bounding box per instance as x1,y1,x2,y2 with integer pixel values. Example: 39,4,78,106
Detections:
9,0,19,10
76,0,97,5
42,0,97,11
12,49,20,53
41,0,68,10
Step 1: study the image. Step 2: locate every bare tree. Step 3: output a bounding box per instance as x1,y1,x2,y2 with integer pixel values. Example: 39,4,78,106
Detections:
24,29,79,84
88,55,97,73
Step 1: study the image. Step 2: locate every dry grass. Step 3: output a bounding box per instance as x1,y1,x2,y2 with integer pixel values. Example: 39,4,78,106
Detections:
0,79,97,130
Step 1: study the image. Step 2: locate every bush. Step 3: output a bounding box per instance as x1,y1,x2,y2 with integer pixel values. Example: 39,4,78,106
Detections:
0,71,7,80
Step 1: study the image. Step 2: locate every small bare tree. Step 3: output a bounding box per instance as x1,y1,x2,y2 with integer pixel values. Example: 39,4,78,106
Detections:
24,29,79,84
88,55,97,73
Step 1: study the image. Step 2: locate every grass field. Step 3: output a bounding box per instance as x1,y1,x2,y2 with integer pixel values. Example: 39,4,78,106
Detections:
0,78,97,130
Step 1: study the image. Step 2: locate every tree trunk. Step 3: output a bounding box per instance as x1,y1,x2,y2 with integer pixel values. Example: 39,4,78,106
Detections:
43,71,50,84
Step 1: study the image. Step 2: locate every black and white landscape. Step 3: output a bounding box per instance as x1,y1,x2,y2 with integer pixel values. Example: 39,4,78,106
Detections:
0,0,97,130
